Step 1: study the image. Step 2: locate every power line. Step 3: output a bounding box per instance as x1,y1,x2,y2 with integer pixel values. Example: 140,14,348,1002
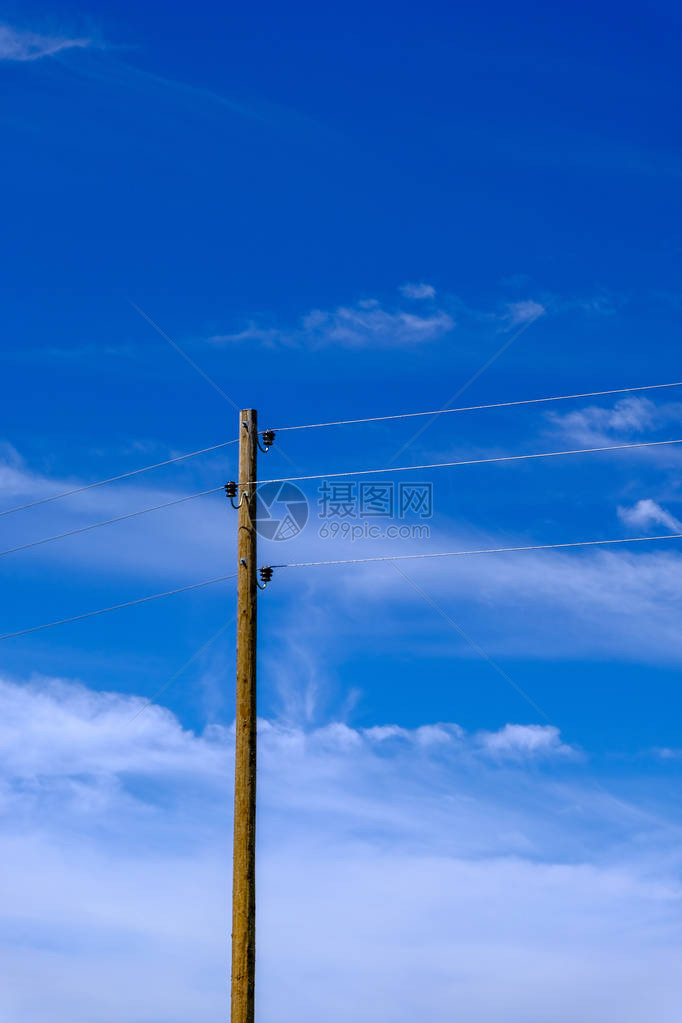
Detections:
10,436,681,559
0,440,238,519
0,573,238,641
385,305,550,465
268,380,682,433
0,486,224,559
4,380,676,517
253,436,682,486
271,532,682,570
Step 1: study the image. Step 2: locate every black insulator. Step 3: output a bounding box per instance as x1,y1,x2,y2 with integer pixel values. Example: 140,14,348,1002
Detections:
262,429,276,448
259,566,274,584
224,481,238,498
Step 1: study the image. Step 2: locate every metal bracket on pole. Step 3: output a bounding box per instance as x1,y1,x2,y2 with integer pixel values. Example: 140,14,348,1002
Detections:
256,429,276,453
257,566,273,590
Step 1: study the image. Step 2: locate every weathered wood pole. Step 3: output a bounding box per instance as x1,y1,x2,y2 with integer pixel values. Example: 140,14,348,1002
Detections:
231,408,258,1023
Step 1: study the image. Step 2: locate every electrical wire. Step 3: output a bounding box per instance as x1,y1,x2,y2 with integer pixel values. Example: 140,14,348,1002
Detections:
7,532,681,639
271,532,682,570
0,439,238,519
252,436,682,486
0,573,238,641
0,486,224,559
267,380,682,433
7,437,682,558
3,379,677,517
5,380,677,515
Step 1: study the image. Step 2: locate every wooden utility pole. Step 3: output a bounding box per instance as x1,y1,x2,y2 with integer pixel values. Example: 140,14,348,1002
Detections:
231,408,258,1023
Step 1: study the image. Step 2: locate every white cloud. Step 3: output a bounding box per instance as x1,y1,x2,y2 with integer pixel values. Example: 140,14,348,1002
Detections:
301,301,454,347
477,723,575,758
618,499,682,533
208,295,455,350
0,23,91,61
364,724,410,741
502,299,546,327
7,427,682,674
0,446,237,586
206,283,631,354
399,282,436,300
0,673,681,1022
8,437,682,669
207,288,554,351
414,723,459,746
555,396,657,444
0,675,227,781
272,509,682,668
207,324,280,345
654,747,681,760
549,396,682,448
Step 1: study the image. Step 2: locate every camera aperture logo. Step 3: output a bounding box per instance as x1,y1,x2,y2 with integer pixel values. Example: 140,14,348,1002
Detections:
252,479,433,542
253,482,309,541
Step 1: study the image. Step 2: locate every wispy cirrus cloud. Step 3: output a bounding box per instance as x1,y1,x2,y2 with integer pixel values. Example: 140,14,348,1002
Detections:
283,530,682,670
0,23,91,61
209,297,454,350
548,396,682,447
561,396,659,440
0,672,680,1022
207,287,550,351
618,498,682,533
502,298,546,327
300,300,454,347
5,441,682,667
0,444,237,590
399,281,436,300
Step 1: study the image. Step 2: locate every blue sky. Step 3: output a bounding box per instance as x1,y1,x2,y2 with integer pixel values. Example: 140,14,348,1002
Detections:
2,5,682,1021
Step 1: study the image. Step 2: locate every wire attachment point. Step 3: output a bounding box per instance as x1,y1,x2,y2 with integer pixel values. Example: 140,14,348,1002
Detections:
257,429,276,453
258,565,274,589
225,481,249,509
